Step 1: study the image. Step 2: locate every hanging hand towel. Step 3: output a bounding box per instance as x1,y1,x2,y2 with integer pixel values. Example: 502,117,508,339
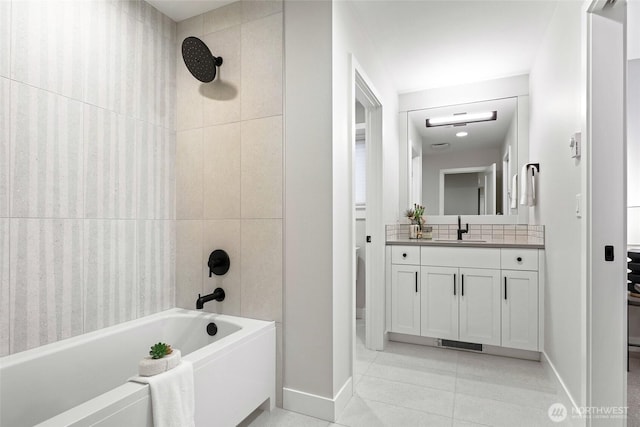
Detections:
520,165,536,206
510,174,518,209
130,361,195,427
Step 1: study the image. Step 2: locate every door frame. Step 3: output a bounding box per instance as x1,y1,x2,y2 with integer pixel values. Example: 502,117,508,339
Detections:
584,0,627,424
350,55,384,359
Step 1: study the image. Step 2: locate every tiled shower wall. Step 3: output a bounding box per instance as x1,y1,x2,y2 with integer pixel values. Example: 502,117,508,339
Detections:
174,1,283,404
0,1,176,356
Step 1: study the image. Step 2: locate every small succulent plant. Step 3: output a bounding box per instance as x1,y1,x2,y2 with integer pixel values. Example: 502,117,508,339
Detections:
149,342,173,359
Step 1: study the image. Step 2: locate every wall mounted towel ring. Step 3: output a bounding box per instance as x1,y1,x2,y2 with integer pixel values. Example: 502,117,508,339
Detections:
525,163,540,176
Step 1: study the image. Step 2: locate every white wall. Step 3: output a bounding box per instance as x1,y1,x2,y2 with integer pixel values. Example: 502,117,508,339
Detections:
283,0,399,416
422,147,501,215
528,0,584,406
284,0,334,403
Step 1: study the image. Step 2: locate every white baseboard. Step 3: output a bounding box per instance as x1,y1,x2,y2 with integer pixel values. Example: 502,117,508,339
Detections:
283,377,353,422
541,351,582,424
356,308,366,320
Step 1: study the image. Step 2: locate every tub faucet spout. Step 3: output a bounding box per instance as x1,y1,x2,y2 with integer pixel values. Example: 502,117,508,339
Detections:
196,288,225,309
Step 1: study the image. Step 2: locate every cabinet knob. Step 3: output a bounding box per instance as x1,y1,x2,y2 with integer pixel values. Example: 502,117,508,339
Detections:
403,253,407,258
517,257,523,262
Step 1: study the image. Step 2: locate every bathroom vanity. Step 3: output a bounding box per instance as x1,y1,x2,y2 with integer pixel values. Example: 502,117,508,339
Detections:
385,233,544,356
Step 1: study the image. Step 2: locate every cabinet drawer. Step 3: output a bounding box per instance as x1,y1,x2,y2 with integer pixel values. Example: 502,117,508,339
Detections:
501,249,539,271
391,246,420,265
421,247,500,269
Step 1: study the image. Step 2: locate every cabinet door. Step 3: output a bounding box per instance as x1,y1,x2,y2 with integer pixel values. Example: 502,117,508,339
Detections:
421,266,459,340
458,268,501,346
502,270,539,351
391,265,421,335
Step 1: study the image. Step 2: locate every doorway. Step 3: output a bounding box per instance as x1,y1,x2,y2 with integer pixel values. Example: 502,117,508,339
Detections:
350,57,385,382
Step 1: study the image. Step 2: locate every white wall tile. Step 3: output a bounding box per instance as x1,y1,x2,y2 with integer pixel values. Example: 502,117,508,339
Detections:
176,40,204,131
137,220,175,317
85,105,137,219
10,81,84,219
84,220,137,332
203,123,241,218
137,123,175,219
202,220,241,316
11,0,84,100
176,220,203,309
204,2,242,35
176,129,203,219
240,219,282,321
241,0,283,24
177,14,204,41
0,219,9,356
9,219,83,353
0,77,8,217
241,116,282,218
240,12,282,120
202,25,241,126
0,1,9,78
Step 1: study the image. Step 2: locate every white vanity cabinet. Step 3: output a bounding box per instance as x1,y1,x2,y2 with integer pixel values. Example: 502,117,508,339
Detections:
387,244,542,352
501,249,540,351
390,247,421,335
421,247,502,346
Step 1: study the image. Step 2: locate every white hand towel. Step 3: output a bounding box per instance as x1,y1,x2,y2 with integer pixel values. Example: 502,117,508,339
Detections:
130,361,195,427
520,165,536,206
510,174,518,209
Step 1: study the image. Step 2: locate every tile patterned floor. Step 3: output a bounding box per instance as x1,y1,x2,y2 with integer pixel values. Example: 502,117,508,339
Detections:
240,322,584,426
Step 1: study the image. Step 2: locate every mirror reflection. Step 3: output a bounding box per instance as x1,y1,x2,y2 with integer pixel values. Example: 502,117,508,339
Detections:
408,97,519,216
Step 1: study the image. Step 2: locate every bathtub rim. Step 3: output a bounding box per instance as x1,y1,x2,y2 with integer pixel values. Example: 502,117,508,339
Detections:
0,308,274,369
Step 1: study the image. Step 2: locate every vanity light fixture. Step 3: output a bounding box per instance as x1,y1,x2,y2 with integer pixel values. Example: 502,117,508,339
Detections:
426,111,497,127
456,131,468,137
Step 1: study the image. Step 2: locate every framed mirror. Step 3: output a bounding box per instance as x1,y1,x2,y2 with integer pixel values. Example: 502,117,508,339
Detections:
407,97,521,217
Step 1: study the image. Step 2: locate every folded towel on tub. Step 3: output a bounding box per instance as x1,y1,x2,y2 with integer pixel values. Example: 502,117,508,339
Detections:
130,360,195,427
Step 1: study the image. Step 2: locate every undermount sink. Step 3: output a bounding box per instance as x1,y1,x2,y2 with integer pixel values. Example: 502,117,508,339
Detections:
435,239,487,243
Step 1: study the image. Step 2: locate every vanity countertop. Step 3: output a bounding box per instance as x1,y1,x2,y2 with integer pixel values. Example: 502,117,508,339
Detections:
386,238,544,249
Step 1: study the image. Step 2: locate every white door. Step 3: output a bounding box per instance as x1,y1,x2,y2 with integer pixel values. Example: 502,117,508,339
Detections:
421,266,459,340
501,270,539,351
459,268,501,345
391,265,421,335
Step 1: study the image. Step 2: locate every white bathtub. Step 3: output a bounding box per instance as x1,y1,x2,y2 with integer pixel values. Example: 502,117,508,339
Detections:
0,308,276,427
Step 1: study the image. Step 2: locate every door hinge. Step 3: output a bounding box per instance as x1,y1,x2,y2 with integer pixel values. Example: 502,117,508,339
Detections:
366,236,371,243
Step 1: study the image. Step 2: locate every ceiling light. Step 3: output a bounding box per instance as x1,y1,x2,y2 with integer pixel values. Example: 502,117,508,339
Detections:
456,131,468,137
425,111,497,127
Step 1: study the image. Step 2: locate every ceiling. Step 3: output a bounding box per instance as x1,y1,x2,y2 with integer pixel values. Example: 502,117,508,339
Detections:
146,0,235,22
348,0,558,93
409,97,517,155
150,0,558,94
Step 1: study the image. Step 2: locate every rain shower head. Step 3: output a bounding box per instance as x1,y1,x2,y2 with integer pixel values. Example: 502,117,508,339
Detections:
182,36,223,83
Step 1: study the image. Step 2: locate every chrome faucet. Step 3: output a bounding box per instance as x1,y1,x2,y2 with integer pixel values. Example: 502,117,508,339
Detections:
457,215,469,240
